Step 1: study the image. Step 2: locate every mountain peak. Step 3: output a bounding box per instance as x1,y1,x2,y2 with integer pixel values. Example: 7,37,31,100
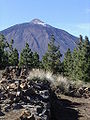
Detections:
31,19,46,26
1,20,78,60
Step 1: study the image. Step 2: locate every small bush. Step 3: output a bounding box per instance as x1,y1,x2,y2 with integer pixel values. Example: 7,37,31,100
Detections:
27,69,89,97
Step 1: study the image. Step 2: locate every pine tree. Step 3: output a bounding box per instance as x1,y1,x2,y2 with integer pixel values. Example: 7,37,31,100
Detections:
80,36,90,82
8,48,19,66
0,34,8,69
72,48,78,80
8,39,19,66
19,42,33,68
72,35,90,82
63,48,73,77
33,52,40,68
42,35,62,73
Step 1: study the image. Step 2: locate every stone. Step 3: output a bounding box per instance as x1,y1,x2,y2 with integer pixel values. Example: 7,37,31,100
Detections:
0,68,52,119
12,103,23,110
4,105,11,112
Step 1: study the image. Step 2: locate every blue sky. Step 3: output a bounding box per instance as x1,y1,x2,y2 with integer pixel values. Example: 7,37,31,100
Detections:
0,0,90,38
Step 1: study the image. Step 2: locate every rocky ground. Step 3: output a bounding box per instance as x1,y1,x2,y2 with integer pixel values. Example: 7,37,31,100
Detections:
0,67,90,120
0,67,51,120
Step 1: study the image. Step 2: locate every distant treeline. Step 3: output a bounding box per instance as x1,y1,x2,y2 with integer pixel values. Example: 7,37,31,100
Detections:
0,34,90,82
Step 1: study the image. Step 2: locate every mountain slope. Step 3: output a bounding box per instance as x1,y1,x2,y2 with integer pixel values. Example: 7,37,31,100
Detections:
0,19,79,59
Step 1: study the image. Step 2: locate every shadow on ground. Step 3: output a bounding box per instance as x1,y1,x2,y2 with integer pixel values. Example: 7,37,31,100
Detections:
50,92,81,120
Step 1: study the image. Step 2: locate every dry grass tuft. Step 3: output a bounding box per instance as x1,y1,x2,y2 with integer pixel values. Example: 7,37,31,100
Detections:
27,69,89,97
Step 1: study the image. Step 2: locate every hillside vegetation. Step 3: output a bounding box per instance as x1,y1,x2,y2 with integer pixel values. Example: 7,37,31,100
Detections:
0,34,90,82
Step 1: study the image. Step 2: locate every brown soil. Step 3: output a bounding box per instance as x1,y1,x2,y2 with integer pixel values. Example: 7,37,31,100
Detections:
55,94,90,120
0,109,25,120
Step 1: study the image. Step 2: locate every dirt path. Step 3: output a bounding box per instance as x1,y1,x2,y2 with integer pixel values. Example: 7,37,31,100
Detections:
59,94,90,120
